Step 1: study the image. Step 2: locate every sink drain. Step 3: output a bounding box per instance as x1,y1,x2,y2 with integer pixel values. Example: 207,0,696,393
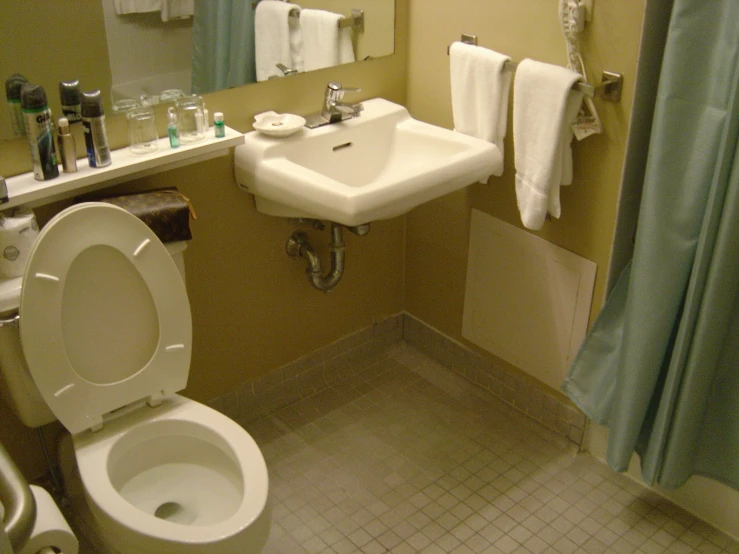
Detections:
154,501,184,520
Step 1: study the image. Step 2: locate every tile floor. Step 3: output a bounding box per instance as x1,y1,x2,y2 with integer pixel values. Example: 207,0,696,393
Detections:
242,343,739,554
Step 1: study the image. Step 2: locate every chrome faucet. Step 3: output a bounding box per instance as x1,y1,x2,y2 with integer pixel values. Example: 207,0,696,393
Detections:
305,82,364,129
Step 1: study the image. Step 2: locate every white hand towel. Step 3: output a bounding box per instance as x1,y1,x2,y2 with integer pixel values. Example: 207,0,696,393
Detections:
513,59,584,230
449,42,511,177
255,1,303,82
114,0,160,15
161,0,193,21
301,9,356,72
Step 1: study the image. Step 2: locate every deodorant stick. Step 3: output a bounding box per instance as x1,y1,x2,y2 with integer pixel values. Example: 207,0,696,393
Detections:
21,84,59,181
81,90,111,168
59,80,82,124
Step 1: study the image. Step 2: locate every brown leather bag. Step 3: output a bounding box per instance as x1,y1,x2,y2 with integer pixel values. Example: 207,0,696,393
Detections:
95,188,197,243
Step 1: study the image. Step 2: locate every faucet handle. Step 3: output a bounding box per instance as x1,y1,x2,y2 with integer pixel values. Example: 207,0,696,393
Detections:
276,63,298,76
327,81,360,92
326,82,361,101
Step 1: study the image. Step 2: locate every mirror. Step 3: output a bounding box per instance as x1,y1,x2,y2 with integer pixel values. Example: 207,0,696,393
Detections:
0,0,395,141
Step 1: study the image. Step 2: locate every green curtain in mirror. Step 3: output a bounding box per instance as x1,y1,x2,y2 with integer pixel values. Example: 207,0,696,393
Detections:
191,0,257,95
562,0,739,490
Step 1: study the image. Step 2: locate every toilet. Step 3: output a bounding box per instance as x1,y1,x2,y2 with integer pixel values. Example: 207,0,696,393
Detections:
0,203,270,553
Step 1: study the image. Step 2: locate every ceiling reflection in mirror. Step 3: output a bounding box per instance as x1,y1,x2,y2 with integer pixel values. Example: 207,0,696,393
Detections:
0,0,395,141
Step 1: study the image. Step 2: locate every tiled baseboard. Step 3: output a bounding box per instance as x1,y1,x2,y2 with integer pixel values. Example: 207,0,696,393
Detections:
208,314,404,422
401,313,586,446
209,312,586,446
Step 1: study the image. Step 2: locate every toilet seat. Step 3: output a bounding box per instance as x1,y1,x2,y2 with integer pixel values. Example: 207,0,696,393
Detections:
20,203,192,434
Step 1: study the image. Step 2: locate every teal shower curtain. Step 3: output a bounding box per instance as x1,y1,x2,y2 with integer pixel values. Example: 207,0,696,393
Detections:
191,0,256,95
562,0,739,490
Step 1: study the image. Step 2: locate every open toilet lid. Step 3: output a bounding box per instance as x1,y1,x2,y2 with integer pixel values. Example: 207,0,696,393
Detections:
20,203,192,434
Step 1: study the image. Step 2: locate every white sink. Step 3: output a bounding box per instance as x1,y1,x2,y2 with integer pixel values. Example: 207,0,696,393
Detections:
234,98,502,226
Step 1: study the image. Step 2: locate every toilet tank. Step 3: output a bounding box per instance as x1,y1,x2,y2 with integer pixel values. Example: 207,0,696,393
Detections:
0,241,188,428
165,241,188,285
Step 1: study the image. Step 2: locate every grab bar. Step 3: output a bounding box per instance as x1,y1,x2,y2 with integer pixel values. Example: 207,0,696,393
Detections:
0,442,36,551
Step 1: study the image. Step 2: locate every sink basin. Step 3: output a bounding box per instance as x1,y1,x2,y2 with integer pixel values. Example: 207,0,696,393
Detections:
234,98,502,226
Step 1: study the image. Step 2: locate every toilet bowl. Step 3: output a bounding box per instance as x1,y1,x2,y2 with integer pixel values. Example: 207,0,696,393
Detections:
72,396,270,553
0,203,270,553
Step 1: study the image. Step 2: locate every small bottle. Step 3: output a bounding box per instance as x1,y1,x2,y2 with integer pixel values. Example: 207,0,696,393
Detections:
57,117,78,173
214,112,225,138
81,90,111,168
202,103,209,132
59,80,82,125
21,84,59,181
167,107,180,148
5,73,28,138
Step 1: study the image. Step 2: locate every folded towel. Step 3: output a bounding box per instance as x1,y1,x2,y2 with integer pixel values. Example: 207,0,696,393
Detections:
255,1,303,82
161,0,193,21
513,59,584,230
449,42,512,177
114,0,161,15
301,9,355,72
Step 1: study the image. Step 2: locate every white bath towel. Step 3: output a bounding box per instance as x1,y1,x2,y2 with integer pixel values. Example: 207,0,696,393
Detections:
114,0,160,15
513,59,584,230
301,9,355,72
160,0,193,21
450,42,511,177
255,1,304,82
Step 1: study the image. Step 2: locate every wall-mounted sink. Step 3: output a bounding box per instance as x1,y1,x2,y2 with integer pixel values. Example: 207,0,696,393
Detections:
234,98,502,226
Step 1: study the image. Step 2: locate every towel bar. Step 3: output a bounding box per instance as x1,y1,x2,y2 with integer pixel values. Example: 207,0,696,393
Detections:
446,36,623,101
251,1,299,16
252,1,364,31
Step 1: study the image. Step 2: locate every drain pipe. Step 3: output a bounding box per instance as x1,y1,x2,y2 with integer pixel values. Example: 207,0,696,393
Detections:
286,222,370,291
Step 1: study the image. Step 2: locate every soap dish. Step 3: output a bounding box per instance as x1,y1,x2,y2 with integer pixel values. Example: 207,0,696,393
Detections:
253,111,306,137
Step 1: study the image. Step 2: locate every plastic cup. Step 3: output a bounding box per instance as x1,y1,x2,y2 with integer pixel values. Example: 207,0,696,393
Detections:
126,107,159,155
175,95,206,143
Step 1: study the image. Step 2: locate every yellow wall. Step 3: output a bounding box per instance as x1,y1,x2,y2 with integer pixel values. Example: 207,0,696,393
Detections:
404,0,645,398
0,1,409,480
0,1,112,139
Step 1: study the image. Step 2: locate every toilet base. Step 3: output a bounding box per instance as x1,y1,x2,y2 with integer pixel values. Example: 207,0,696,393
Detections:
59,433,119,554
59,429,271,554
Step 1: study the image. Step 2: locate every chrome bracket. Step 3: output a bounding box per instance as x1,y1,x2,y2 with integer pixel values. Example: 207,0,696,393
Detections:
338,9,364,31
598,71,623,102
447,33,477,55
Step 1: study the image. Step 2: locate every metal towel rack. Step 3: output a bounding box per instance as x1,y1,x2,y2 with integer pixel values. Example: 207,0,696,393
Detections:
448,33,623,102
252,2,364,31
